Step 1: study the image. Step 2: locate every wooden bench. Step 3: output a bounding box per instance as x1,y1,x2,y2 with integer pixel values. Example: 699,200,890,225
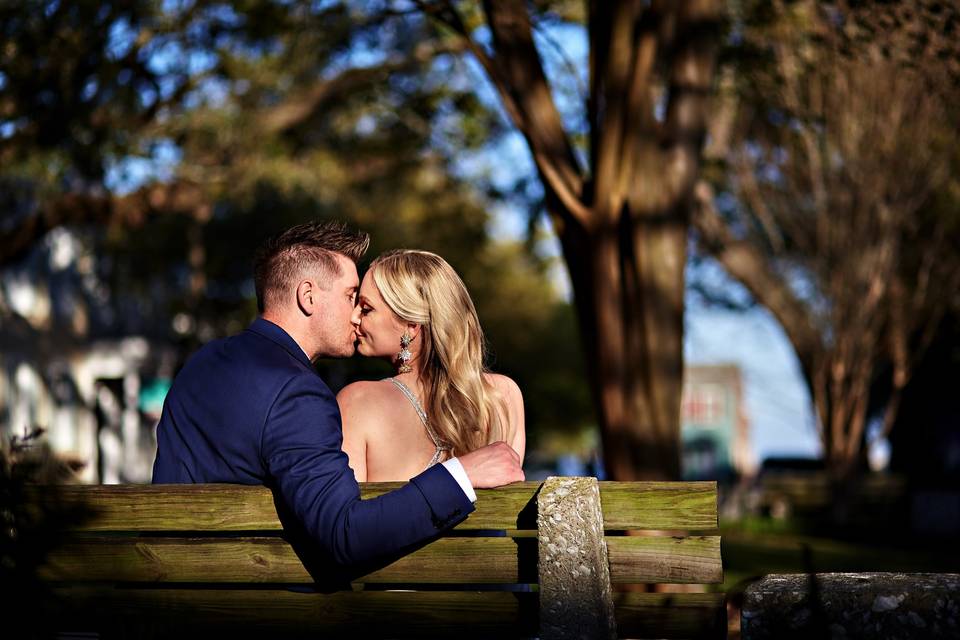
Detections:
37,479,725,639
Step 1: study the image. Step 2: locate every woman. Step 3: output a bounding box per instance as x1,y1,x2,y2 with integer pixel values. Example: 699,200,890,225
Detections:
337,249,525,482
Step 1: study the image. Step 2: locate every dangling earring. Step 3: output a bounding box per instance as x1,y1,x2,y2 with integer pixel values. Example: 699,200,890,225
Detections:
397,333,413,373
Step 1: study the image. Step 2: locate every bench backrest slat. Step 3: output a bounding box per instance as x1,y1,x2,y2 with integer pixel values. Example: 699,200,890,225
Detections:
41,534,722,585
51,587,540,638
49,481,718,532
48,586,725,639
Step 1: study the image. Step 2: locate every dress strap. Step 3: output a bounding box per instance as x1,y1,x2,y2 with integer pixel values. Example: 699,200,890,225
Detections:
388,378,452,468
389,378,429,427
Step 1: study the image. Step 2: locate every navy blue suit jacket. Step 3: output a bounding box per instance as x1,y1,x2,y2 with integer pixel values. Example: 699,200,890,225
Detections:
153,317,474,566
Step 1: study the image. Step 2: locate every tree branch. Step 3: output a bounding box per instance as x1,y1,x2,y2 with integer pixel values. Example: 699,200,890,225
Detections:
691,179,820,373
415,1,591,225
594,0,658,220
259,41,465,135
659,0,723,202
0,181,207,267
482,0,589,224
414,1,528,129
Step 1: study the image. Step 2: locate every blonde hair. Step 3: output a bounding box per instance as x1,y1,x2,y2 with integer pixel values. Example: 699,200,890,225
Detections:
370,250,509,455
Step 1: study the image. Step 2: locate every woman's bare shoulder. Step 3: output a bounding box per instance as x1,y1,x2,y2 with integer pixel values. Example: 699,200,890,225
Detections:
337,379,398,400
337,380,400,423
484,373,524,422
484,373,523,400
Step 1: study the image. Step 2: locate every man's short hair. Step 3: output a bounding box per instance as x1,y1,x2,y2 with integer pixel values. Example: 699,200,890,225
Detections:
254,220,370,313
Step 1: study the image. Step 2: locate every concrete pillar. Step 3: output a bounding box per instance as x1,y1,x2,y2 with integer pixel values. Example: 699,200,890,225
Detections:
538,476,617,640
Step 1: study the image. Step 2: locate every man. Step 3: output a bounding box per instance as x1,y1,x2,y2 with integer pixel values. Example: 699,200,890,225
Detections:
153,221,523,566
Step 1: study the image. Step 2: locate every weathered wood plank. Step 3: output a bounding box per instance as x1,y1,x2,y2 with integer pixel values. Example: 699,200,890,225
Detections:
606,536,723,584
615,592,727,640
46,481,717,532
40,537,529,585
52,484,281,531
47,588,539,638
46,588,725,639
40,535,721,585
600,481,719,530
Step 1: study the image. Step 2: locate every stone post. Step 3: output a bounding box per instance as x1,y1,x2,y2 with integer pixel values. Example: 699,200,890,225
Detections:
538,476,617,640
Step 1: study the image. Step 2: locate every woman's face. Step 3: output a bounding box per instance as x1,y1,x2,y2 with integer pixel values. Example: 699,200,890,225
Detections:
353,270,409,359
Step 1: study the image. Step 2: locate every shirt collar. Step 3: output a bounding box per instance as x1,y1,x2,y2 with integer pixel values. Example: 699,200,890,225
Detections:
247,317,313,368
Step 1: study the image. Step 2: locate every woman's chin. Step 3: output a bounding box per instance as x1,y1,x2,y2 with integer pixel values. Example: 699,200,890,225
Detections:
355,342,376,358
355,341,392,361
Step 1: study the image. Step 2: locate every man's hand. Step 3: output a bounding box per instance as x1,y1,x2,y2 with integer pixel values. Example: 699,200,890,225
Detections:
458,441,524,488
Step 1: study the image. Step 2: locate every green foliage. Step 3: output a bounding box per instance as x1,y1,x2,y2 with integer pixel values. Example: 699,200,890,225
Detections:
0,428,90,626
1,1,596,443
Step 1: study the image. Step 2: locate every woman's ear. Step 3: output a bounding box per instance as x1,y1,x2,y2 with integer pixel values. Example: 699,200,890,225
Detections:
406,322,421,341
296,280,315,316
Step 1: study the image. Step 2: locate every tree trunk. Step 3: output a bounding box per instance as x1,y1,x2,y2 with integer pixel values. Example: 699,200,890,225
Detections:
427,0,721,480
549,202,686,481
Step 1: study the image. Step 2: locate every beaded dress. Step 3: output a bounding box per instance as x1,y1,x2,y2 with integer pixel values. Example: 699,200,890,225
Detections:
388,377,452,471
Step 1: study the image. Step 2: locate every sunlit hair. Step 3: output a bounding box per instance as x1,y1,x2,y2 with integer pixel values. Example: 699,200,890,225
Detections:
254,220,369,313
370,250,510,456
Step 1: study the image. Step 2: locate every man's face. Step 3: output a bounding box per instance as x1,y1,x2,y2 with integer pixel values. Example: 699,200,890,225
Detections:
312,253,360,359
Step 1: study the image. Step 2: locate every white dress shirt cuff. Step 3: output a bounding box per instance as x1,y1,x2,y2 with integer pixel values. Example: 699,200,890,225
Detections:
441,458,477,503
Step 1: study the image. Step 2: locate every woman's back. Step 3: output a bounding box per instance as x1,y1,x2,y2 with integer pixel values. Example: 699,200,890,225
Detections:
338,373,524,482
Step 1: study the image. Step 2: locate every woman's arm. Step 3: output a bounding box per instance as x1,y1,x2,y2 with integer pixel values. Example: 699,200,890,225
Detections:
336,383,370,482
506,380,526,464
488,374,526,464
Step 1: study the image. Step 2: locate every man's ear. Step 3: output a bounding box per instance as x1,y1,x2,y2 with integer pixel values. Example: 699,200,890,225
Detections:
296,280,316,316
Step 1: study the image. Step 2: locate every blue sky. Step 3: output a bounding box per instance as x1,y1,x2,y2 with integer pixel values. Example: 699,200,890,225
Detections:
684,302,820,460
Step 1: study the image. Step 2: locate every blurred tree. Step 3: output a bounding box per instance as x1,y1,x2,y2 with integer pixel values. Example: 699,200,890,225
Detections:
0,0,227,262
412,0,724,480
693,0,960,478
0,1,594,444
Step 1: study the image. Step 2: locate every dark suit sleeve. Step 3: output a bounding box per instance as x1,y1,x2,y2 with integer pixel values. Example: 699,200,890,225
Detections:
261,373,474,567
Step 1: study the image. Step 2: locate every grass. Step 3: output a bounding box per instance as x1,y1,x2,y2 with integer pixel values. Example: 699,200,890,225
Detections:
718,514,960,593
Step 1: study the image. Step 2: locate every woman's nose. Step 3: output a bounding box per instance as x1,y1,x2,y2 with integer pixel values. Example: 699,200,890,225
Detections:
350,306,361,326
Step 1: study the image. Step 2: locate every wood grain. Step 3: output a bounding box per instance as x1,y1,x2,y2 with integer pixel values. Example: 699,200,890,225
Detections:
45,481,717,531
41,534,720,584
47,587,726,639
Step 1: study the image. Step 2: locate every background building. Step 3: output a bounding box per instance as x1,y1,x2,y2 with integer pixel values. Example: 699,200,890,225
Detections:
681,364,754,481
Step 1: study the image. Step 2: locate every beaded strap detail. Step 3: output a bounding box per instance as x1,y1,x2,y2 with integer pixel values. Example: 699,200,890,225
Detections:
389,378,452,469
